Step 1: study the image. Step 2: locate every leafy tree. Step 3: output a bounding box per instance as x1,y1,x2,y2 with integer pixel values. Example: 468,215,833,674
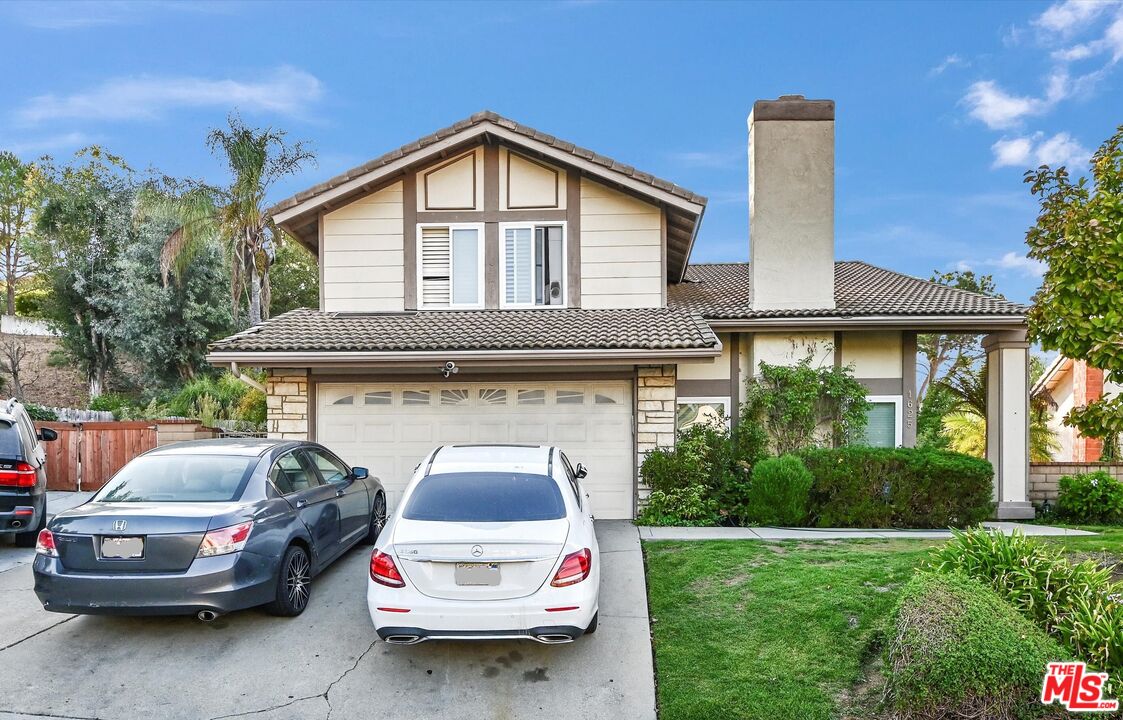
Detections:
1025,124,1123,450
742,356,870,454
269,238,318,315
111,201,233,387
31,148,133,399
147,115,313,326
917,270,999,402
916,382,957,450
0,152,43,315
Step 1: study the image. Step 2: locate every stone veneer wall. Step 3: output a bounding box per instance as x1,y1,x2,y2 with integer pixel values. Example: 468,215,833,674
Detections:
636,365,677,501
1029,462,1123,503
266,368,309,440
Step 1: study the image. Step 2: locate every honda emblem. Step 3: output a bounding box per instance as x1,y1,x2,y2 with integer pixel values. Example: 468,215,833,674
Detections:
112,520,128,532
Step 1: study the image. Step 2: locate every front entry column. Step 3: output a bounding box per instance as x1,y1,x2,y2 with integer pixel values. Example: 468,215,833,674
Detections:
982,330,1033,520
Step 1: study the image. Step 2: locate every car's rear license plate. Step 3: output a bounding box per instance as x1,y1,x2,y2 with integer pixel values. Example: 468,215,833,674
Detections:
454,562,500,586
101,536,144,559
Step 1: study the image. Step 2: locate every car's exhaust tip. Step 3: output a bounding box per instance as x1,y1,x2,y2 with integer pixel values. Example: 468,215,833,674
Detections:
196,610,220,622
534,634,575,644
10,520,22,528
383,634,424,645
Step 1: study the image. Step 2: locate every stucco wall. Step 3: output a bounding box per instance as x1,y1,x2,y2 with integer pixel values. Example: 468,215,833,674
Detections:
840,331,902,378
579,178,663,309
322,182,405,312
749,332,834,372
677,332,732,381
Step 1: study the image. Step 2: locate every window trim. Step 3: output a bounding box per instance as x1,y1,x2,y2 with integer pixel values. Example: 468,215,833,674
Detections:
497,220,568,310
865,395,904,448
416,222,486,309
676,396,732,430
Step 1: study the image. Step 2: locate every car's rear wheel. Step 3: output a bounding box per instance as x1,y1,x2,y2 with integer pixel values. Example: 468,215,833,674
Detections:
14,509,45,548
265,545,312,616
364,493,387,545
584,611,598,635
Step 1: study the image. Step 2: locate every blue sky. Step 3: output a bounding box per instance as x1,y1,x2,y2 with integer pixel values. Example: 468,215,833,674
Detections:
2,0,1121,304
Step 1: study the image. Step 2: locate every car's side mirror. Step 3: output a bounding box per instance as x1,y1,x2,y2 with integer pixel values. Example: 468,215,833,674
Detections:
351,466,369,480
575,463,588,479
37,428,58,442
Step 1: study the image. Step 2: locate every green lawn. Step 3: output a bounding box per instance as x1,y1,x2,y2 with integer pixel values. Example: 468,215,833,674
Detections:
643,529,1123,720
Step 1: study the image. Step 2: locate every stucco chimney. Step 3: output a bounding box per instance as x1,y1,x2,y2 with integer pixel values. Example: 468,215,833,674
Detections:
748,95,836,311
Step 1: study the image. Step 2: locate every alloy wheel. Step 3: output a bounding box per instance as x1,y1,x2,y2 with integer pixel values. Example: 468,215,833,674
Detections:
285,550,310,611
373,495,387,537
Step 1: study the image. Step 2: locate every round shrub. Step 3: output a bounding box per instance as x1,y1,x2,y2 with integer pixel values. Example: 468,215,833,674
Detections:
1056,470,1123,524
743,454,813,526
887,571,1067,720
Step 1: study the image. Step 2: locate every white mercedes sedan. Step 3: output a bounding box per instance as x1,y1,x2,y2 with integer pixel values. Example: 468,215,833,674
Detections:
367,444,600,645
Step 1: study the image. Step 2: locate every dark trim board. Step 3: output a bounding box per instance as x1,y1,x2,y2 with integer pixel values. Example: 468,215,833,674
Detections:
902,331,918,447
566,171,582,308
402,173,418,311
309,370,637,384
858,377,905,395
415,209,568,223
676,379,731,397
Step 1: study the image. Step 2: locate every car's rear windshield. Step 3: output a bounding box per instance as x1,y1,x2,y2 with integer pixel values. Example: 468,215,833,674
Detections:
402,472,566,522
93,455,256,503
0,421,22,459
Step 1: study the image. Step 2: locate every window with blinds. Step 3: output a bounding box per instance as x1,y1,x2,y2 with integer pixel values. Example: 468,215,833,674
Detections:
502,224,565,307
419,224,481,308
862,402,898,448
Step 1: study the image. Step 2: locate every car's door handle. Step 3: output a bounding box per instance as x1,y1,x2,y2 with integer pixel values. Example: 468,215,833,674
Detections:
295,499,308,509
335,488,345,497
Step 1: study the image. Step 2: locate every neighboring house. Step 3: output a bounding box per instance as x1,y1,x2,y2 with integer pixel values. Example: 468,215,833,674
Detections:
1034,356,1122,461
207,96,1033,520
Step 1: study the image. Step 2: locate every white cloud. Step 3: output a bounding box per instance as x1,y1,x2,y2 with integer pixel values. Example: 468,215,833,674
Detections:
929,54,969,76
958,252,1047,278
1033,0,1114,38
16,66,322,123
991,131,1091,169
2,132,91,156
991,136,1034,167
963,81,1046,129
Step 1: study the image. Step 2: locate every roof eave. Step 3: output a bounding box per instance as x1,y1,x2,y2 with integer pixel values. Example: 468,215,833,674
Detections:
207,344,723,369
704,314,1028,330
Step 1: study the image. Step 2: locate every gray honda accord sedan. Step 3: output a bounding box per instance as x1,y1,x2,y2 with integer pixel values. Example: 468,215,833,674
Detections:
33,438,386,620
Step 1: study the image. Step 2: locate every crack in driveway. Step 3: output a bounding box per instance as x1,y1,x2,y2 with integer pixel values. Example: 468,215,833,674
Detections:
208,640,378,720
0,710,104,720
0,615,76,653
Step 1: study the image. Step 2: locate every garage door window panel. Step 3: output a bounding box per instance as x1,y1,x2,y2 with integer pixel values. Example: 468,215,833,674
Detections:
364,391,391,406
403,390,432,406
517,389,546,406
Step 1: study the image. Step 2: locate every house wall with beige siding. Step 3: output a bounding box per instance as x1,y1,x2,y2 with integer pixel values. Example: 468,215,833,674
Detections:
322,182,405,312
579,178,663,309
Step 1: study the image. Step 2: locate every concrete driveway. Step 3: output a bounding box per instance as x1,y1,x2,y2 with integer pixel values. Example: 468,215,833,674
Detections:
0,521,654,720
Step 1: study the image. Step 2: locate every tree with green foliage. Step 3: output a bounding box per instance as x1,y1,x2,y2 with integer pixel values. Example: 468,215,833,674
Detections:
146,115,314,326
269,238,319,315
111,200,233,387
31,148,134,398
1025,124,1123,452
0,152,43,315
917,270,999,402
742,355,870,454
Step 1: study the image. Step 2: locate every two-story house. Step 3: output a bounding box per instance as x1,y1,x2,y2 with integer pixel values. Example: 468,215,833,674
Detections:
208,96,1033,520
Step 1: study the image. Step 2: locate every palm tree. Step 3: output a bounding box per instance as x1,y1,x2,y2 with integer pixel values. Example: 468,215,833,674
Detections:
937,361,1060,462
144,115,314,325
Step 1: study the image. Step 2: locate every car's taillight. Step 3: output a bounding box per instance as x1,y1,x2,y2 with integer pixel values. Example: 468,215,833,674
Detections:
370,550,405,588
197,521,253,558
35,529,58,557
0,462,37,487
551,548,592,587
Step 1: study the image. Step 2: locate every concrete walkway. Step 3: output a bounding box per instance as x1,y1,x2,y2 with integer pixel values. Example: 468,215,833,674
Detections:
639,521,1097,541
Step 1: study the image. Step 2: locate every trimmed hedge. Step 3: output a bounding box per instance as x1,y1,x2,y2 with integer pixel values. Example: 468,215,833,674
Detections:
801,447,994,528
744,455,812,526
887,571,1067,720
1056,470,1123,524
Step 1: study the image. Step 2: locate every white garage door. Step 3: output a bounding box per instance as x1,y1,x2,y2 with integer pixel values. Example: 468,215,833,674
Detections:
315,380,635,519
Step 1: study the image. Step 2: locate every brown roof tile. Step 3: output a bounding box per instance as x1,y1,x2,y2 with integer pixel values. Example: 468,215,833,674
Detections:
668,261,1028,319
210,307,720,354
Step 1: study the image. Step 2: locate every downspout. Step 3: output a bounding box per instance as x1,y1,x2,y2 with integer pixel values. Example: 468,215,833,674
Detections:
229,362,266,393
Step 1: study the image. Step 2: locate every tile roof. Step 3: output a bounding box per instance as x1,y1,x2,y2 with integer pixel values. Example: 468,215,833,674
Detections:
210,307,720,354
268,110,706,217
668,261,1029,319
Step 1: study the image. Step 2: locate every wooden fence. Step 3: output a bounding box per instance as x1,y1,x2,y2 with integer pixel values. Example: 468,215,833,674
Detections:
35,421,158,492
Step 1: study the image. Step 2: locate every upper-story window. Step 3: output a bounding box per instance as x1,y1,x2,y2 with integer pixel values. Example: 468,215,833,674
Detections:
418,223,485,309
500,223,566,308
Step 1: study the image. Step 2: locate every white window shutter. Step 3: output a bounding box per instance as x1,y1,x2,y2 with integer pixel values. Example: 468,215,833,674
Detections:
421,227,451,307
504,227,533,304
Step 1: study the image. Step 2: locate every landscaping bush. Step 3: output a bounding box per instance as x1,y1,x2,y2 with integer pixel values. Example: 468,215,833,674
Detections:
743,455,812,526
886,571,1067,720
88,392,133,418
930,527,1123,675
638,421,768,525
1056,470,1123,524
23,403,57,421
801,447,993,528
636,486,718,527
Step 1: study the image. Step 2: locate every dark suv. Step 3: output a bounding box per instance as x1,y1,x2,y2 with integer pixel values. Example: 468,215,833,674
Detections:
0,400,57,547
